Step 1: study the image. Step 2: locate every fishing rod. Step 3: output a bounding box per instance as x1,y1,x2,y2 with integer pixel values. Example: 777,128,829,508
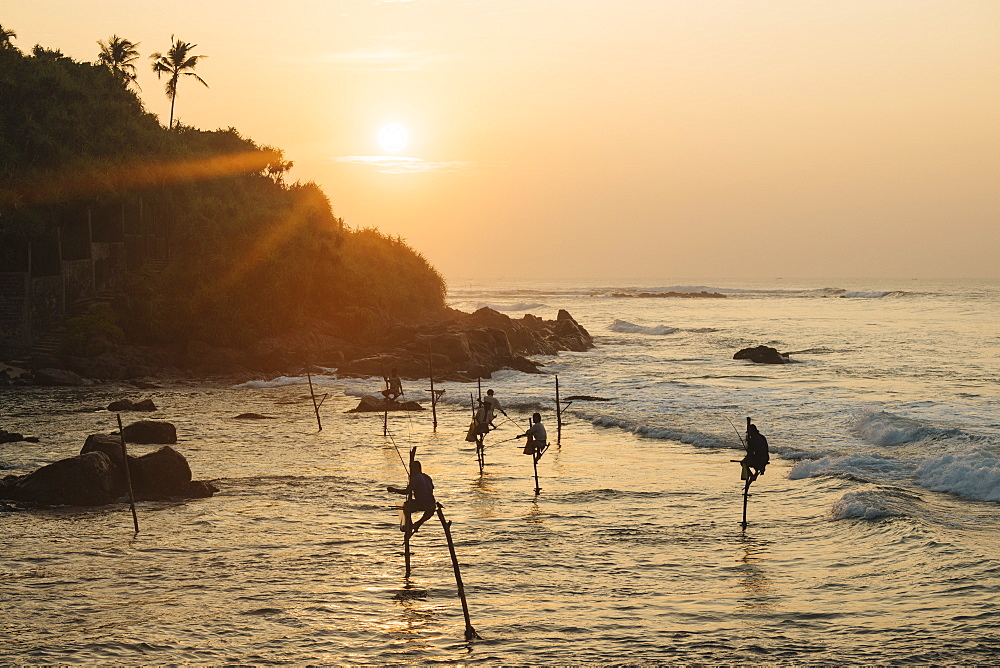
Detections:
725,416,747,448
384,424,410,475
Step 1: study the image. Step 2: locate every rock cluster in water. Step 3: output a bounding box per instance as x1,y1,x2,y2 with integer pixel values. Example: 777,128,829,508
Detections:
0,430,216,507
9,307,594,384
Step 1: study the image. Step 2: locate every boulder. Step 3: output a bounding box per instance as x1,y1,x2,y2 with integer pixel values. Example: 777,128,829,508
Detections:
234,413,273,420
7,451,117,506
130,446,192,499
121,420,177,444
107,398,157,412
33,368,88,386
0,430,25,444
81,433,127,470
734,345,789,364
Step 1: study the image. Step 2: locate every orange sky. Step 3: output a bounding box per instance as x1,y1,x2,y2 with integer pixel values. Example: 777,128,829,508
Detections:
6,0,1000,279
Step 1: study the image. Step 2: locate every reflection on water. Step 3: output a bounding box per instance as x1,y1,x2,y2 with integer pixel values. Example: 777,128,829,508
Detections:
736,536,775,613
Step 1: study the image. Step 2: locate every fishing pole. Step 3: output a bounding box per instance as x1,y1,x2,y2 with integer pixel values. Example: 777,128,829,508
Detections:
384,424,410,475
725,416,747,448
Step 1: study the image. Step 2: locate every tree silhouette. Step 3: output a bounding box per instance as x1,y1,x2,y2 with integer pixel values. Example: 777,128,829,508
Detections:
0,24,17,50
97,35,141,91
149,35,208,130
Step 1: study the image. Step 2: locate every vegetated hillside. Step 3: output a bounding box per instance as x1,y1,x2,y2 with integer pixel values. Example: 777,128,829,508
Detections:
0,38,445,350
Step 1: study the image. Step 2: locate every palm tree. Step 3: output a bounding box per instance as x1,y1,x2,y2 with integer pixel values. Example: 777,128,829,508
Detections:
0,24,17,50
97,35,141,91
149,35,208,130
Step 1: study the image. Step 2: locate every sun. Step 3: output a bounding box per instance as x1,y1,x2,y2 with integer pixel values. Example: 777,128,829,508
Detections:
378,124,408,152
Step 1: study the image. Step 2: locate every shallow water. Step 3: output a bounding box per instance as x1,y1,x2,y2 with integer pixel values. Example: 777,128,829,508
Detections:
2,277,999,663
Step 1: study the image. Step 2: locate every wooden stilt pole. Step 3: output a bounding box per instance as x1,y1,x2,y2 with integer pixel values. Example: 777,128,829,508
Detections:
738,416,756,529
383,375,389,437
428,350,438,430
436,503,482,640
555,374,562,445
116,414,139,534
532,450,541,495
404,446,416,577
306,363,322,431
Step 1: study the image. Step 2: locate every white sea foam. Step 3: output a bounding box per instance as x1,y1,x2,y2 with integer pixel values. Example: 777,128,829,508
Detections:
915,448,1000,502
610,319,678,335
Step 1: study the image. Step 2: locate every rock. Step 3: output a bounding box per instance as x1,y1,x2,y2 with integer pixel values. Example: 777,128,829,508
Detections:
107,398,158,412
184,480,219,498
121,420,177,444
130,446,192,499
734,345,789,364
234,413,273,420
81,433,127,470
33,368,88,386
6,451,117,506
346,395,424,413
0,430,25,443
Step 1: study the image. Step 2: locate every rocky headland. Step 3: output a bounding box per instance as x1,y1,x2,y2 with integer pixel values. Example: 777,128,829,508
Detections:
3,306,593,386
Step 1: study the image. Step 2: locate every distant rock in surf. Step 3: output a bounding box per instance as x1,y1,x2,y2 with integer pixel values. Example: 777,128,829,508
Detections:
234,413,274,420
107,398,157,412
734,345,791,364
121,420,177,444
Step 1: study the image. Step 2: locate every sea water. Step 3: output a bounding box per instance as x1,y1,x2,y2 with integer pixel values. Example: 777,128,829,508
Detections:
1,277,998,663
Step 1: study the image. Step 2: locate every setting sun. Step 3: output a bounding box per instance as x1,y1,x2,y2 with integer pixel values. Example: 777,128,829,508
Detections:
377,124,407,152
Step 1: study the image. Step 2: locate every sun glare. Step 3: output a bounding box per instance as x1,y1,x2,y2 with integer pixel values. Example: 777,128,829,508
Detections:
378,124,408,152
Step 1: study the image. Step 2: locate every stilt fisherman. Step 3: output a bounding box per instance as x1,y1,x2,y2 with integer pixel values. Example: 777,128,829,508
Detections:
387,460,436,534
518,412,548,457
741,420,769,480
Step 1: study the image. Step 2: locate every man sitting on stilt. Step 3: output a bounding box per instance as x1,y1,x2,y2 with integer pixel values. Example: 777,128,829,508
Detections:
387,460,436,534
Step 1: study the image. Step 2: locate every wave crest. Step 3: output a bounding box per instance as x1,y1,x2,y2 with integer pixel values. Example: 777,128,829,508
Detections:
916,448,1000,502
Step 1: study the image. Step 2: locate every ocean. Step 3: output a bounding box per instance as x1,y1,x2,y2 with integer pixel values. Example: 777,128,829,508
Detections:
2,277,998,663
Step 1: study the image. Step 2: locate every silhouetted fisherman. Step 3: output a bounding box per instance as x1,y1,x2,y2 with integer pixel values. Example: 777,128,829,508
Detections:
518,412,548,457
387,460,436,534
742,421,770,479
382,368,403,402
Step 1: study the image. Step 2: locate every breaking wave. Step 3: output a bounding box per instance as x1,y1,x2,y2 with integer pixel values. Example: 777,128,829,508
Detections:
916,448,1000,502
850,410,961,446
831,488,919,520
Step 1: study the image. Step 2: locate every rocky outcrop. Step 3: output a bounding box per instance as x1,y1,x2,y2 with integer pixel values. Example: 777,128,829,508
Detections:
121,420,177,444
734,345,790,364
107,398,157,412
12,306,594,384
0,436,217,506
33,368,89,386
337,307,593,382
347,395,424,413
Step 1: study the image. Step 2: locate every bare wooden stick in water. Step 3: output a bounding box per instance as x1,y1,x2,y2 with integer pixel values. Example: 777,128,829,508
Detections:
306,363,323,431
116,414,139,534
436,503,482,640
